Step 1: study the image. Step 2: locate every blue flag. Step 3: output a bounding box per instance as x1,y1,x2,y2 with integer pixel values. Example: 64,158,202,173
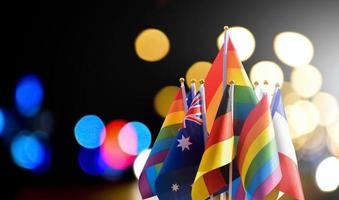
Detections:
155,92,205,200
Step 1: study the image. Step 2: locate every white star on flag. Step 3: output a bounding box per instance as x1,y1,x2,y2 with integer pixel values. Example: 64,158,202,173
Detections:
177,135,192,151
171,183,180,192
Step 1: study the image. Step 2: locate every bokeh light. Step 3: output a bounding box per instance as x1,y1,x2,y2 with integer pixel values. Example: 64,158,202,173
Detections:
135,28,170,62
281,82,294,97
250,61,284,94
74,115,106,149
291,65,322,98
217,26,256,61
315,157,339,192
15,74,44,117
118,121,152,155
274,32,314,67
312,92,338,126
154,86,179,117
185,61,211,89
285,104,309,138
326,115,339,157
100,120,136,170
133,148,151,179
0,109,4,135
299,127,327,161
10,133,48,171
295,100,320,134
283,92,301,106
101,167,125,181
78,148,107,176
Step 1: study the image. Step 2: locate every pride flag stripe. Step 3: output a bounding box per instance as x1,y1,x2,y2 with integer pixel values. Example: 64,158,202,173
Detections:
237,95,281,199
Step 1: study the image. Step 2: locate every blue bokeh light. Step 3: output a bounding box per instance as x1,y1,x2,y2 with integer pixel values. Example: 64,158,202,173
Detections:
10,134,46,170
78,147,124,178
132,122,152,154
118,121,152,155
74,115,106,149
0,109,5,135
78,148,106,176
15,74,44,117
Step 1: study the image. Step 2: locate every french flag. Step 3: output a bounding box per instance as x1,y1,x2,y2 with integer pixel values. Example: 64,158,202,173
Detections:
271,88,305,200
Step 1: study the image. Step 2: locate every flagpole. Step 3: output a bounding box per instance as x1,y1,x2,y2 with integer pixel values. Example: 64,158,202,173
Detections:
179,77,188,112
199,79,214,200
223,26,229,89
191,79,197,97
221,25,229,200
228,81,235,200
199,79,213,200
199,80,209,148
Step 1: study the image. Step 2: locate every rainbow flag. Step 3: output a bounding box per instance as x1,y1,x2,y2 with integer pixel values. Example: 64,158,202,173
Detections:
237,94,282,200
138,88,186,199
204,36,256,134
271,88,305,200
191,84,235,200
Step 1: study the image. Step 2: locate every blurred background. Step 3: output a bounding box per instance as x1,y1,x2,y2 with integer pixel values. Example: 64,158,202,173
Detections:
1,0,339,199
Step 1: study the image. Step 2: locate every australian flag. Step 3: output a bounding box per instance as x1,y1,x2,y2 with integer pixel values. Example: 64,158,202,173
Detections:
155,92,205,200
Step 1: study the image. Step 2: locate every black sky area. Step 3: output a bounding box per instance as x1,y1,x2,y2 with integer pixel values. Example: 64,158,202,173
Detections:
1,0,339,199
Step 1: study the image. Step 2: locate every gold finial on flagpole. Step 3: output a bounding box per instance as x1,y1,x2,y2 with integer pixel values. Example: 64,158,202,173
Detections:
229,80,235,84
264,80,269,85
179,77,185,83
191,79,196,83
275,82,280,88
254,81,259,86
224,26,229,30
199,79,205,84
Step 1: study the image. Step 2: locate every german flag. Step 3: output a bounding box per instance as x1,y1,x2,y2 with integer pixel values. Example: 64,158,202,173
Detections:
192,84,235,200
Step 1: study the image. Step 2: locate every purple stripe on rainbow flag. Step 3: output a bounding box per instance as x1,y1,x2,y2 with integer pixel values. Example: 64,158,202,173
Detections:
252,166,282,200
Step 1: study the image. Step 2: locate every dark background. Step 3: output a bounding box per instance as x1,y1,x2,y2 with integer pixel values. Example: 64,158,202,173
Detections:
1,0,339,199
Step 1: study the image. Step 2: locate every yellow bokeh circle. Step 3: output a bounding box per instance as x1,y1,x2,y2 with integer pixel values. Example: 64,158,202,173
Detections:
291,65,322,98
185,61,212,89
135,28,170,62
154,86,179,117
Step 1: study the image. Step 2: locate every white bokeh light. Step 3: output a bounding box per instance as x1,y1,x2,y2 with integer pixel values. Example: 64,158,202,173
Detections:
274,32,314,67
291,65,322,98
133,148,151,179
250,61,284,95
217,26,255,61
315,157,339,192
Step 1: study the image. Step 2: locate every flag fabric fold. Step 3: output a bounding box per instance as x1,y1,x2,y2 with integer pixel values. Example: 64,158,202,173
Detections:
237,94,282,200
139,88,186,199
155,92,205,200
271,88,305,200
191,84,234,200
204,37,256,133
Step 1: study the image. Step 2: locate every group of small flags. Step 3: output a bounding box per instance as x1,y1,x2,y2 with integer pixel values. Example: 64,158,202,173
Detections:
138,28,304,200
